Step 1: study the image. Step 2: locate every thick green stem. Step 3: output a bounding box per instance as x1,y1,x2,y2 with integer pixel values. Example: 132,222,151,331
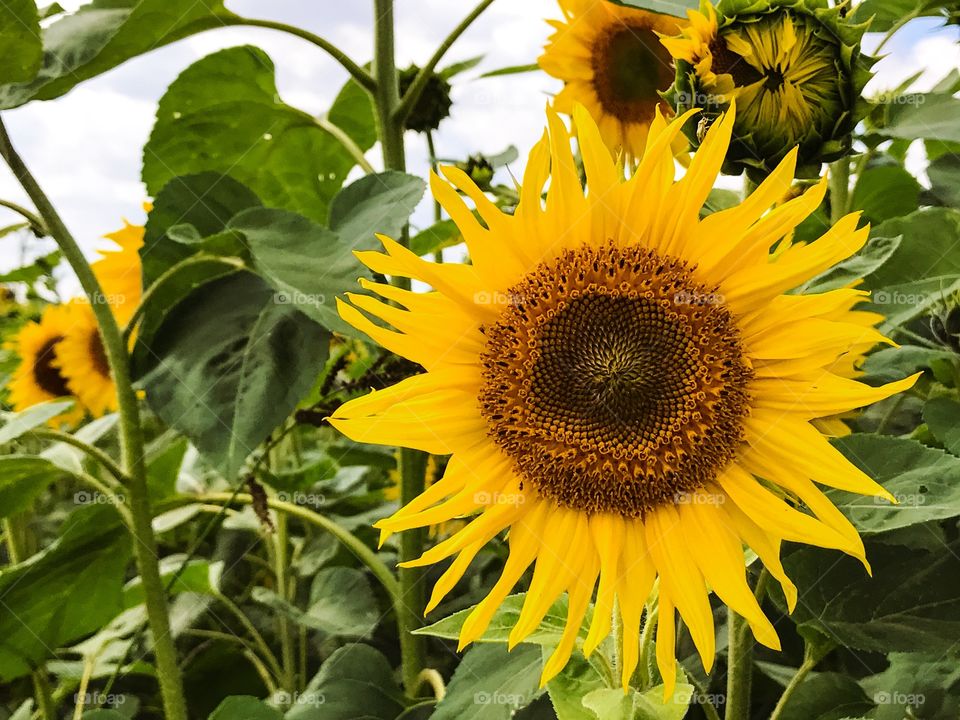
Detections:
229,17,376,92
32,669,57,720
274,511,297,690
0,117,188,720
829,159,850,225
725,610,753,720
373,0,430,696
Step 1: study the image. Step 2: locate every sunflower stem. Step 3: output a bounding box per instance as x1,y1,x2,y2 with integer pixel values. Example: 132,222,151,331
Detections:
768,643,822,720
28,428,129,485
725,609,754,720
829,159,850,225
374,0,430,695
0,197,45,235
393,0,497,126
0,116,189,720
32,669,56,720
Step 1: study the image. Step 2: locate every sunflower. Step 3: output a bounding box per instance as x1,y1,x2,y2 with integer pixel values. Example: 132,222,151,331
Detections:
539,0,684,161
663,0,872,178
91,217,145,327
6,304,84,426
54,300,116,418
330,104,917,695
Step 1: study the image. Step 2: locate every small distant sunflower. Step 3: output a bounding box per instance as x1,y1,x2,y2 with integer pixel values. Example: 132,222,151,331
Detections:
663,0,872,178
331,104,917,694
539,0,684,160
7,304,83,426
91,217,145,327
55,300,116,418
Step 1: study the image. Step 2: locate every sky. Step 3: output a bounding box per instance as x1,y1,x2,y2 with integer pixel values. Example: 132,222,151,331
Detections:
0,0,957,287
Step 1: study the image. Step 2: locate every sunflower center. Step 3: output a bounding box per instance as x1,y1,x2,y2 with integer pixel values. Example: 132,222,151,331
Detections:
89,329,111,378
33,337,70,398
591,23,673,123
479,243,753,517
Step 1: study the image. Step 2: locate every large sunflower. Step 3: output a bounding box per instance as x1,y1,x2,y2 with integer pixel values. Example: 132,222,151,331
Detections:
539,0,684,161
330,104,917,695
7,304,84,426
91,217,145,327
55,300,116,418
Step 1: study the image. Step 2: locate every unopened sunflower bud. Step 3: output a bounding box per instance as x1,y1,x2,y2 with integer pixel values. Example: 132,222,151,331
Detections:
398,65,453,133
663,0,874,179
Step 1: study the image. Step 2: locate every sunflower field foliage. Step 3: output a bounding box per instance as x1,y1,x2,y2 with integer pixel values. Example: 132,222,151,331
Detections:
0,1,959,719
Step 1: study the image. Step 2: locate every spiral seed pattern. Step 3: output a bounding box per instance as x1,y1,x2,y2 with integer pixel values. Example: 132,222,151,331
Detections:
479,243,752,517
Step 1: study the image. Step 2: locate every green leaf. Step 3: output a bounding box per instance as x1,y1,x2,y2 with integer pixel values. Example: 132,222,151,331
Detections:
143,46,358,224
327,75,377,154
927,154,960,208
768,672,873,720
410,219,462,256
852,0,942,30
124,558,221,607
866,208,960,288
0,455,68,520
0,0,239,109
879,93,960,144
40,413,117,475
431,643,543,720
440,55,485,79
286,644,406,720
479,63,540,79
782,539,960,655
581,680,694,720
0,249,63,283
851,166,921,224
861,652,960,720
141,172,260,286
137,271,330,479
829,434,960,533
252,567,379,637
0,0,42,83
416,593,575,647
0,505,131,681
546,655,608,720
607,0,699,17
861,345,957,384
801,235,900,293
923,397,960,455
208,696,283,720
327,171,426,251
0,400,75,445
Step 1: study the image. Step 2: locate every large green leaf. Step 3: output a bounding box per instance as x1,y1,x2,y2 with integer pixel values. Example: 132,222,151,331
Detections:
801,235,900,294
0,505,131,681
0,0,42,83
0,0,238,109
141,172,261,286
416,593,576,647
782,540,960,655
137,271,330,479
852,0,944,30
769,672,874,720
851,165,921,225
143,46,357,224
866,208,960,288
546,655,608,720
927,154,960,208
327,76,377,154
431,643,543,720
0,455,69,520
230,170,424,335
923,397,960,456
611,0,699,16
0,400,74,445
285,644,406,720
879,93,960,144
829,434,960,533
208,697,283,720
861,652,960,720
